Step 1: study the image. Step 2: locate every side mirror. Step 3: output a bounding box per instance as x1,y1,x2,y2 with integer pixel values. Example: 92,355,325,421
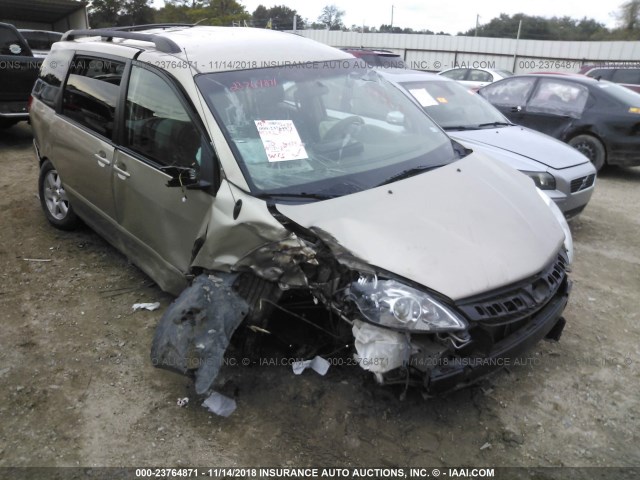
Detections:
164,166,198,187
164,140,220,194
166,169,213,192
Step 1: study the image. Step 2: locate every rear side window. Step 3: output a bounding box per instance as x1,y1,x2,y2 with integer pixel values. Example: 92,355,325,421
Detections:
62,56,125,138
123,65,202,169
440,69,467,80
20,31,62,51
611,69,640,85
479,77,536,106
468,69,492,82
0,24,28,55
32,48,73,108
527,79,589,117
585,68,611,80
597,81,640,106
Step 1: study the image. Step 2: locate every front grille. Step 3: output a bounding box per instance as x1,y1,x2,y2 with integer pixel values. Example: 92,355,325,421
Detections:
456,250,568,325
570,174,596,193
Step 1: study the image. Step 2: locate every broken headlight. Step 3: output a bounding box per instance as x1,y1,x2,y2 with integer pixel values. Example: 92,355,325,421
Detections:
347,276,467,332
537,187,574,265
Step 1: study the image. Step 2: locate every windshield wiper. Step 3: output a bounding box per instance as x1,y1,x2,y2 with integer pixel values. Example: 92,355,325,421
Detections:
256,192,337,201
443,125,477,131
476,121,512,128
376,165,436,187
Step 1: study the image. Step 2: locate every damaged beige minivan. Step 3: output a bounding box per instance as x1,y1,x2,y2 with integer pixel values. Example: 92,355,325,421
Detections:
30,25,572,396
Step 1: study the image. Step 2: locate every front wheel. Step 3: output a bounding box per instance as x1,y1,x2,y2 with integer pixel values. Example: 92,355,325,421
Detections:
38,160,80,230
568,134,606,172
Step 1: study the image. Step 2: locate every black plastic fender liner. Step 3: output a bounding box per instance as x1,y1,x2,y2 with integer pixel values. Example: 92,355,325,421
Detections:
150,273,249,394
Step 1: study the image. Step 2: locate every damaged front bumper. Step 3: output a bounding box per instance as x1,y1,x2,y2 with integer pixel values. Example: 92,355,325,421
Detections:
421,278,569,395
353,252,571,395
151,209,572,398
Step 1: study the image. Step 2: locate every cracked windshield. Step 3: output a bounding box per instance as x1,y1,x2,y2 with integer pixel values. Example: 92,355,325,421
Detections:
196,60,456,198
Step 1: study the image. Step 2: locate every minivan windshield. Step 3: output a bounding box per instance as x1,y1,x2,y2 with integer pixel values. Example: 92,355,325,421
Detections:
399,79,510,130
196,60,456,198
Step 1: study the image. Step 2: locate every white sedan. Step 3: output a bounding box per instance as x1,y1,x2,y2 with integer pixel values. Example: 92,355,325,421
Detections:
438,67,513,90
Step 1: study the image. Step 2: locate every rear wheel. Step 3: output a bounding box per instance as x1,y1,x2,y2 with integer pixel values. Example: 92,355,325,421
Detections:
38,160,79,230
568,134,606,171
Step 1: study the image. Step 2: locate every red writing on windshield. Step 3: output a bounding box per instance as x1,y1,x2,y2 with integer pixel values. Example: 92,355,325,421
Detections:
230,78,277,91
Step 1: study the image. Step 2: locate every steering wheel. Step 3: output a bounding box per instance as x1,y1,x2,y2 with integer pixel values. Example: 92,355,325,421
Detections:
323,116,364,142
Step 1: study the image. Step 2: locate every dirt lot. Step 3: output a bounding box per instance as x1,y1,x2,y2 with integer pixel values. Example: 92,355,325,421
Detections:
0,123,639,471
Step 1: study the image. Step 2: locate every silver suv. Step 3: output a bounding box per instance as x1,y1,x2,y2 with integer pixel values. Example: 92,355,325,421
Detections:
30,25,573,396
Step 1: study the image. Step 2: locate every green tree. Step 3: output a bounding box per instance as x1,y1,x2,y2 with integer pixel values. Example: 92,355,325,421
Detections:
617,0,640,30
89,0,123,28
167,0,205,7
252,5,304,29
122,0,154,25
90,0,153,27
317,5,344,30
154,1,193,23
156,0,249,26
379,24,403,33
191,0,250,26
460,13,609,40
574,17,610,39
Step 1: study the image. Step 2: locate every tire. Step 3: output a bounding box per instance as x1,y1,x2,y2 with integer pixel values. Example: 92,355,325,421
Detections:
568,134,606,172
38,160,80,230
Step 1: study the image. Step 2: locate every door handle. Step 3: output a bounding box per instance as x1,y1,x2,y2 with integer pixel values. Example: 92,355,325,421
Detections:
94,151,110,167
114,163,131,179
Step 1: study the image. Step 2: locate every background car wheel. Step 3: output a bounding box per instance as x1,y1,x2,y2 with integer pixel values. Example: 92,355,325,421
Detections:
38,160,79,230
568,135,606,171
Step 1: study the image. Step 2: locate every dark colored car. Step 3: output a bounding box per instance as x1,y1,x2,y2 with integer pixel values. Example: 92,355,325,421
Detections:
579,65,640,93
0,22,43,127
341,48,405,68
18,29,62,57
479,74,640,171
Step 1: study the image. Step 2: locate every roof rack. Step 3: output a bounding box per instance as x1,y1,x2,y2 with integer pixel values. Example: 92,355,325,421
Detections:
61,28,182,54
342,47,396,53
108,23,194,32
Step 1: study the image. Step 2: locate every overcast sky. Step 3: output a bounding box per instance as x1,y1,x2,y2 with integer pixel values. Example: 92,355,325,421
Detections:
155,0,621,34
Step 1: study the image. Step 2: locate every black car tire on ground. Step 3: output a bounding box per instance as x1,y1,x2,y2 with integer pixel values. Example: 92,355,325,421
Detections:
568,134,606,171
38,160,80,230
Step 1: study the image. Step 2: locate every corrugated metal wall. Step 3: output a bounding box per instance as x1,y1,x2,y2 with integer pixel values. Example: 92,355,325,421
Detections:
293,30,640,73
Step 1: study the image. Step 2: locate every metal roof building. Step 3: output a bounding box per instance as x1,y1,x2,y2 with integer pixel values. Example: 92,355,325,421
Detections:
0,0,88,31
296,30,640,73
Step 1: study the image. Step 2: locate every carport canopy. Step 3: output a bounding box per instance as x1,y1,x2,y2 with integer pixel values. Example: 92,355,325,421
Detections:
0,0,88,31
